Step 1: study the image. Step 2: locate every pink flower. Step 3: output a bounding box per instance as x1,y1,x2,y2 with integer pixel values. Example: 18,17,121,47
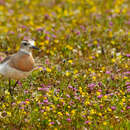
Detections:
97,95,103,99
66,118,71,122
126,54,130,57
50,122,54,125
111,106,116,110
88,83,96,90
106,71,111,74
85,120,90,124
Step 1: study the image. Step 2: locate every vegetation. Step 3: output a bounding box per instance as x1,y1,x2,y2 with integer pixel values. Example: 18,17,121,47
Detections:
0,0,129,129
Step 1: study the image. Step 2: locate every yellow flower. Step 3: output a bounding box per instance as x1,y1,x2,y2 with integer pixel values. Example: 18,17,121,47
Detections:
111,40,115,45
54,40,59,43
46,67,51,72
104,95,108,99
43,112,47,115
45,40,49,44
96,92,101,96
74,69,78,74
92,76,96,81
39,67,43,71
108,108,112,112
65,71,70,76
46,106,50,111
122,98,125,102
114,8,120,13
25,101,30,105
109,32,113,38
39,42,44,46
57,112,63,116
68,60,73,64
68,106,71,109
71,110,76,115
89,56,93,60
90,109,95,114
85,101,90,105
66,45,73,50
98,113,102,116
103,121,107,125
112,58,116,63
101,67,105,71
93,40,98,45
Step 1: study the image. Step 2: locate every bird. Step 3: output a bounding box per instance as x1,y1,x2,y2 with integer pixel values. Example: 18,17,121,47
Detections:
0,39,39,95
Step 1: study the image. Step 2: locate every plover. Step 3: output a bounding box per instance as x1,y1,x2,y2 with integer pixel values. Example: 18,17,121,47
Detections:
0,39,39,95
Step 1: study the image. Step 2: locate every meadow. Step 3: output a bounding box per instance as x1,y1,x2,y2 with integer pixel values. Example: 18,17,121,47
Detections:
0,0,129,129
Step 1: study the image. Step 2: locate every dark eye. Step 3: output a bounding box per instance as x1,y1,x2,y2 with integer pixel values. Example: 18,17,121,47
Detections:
23,42,28,46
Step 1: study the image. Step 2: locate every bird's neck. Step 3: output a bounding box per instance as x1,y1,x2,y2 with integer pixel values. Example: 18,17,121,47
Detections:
19,49,32,55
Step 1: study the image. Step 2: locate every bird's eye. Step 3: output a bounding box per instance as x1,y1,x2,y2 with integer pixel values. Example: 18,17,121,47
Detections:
23,42,28,46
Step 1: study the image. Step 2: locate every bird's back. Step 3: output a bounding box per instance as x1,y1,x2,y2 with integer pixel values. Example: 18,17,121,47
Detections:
0,51,35,80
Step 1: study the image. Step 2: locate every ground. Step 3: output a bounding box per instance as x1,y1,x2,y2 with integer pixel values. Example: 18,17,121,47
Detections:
0,0,129,129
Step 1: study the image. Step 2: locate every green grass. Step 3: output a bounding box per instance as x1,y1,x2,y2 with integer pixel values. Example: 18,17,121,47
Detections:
0,0,129,129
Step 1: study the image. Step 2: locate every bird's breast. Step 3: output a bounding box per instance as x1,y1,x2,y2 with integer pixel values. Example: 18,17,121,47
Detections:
9,53,35,72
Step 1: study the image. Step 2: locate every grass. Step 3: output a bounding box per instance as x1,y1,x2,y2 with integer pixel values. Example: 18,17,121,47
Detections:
0,0,129,129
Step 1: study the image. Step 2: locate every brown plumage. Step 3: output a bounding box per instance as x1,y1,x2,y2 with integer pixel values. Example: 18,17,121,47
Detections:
9,51,34,72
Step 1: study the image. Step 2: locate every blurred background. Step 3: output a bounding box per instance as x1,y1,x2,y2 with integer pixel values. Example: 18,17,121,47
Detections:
0,0,129,56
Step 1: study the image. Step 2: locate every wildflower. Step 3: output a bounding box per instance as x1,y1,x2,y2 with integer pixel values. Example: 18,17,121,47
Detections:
65,71,70,76
57,112,63,116
93,40,98,45
71,110,76,116
85,120,91,124
54,40,59,43
103,121,107,125
104,95,108,99
66,118,71,122
97,95,103,99
88,83,96,90
46,67,51,72
68,60,73,64
111,106,116,110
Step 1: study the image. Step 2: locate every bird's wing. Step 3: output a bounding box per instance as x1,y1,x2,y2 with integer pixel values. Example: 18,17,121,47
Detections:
0,55,12,64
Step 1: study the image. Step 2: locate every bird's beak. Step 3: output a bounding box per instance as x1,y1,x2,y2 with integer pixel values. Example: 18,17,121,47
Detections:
31,45,39,50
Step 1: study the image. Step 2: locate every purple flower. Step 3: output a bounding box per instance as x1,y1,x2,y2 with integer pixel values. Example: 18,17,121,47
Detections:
106,71,111,74
111,106,116,110
43,99,48,103
98,82,102,87
52,34,56,38
127,89,130,92
88,83,96,90
109,21,113,26
66,118,71,122
126,54,130,57
127,106,130,109
100,105,103,109
124,71,130,75
76,31,80,35
66,94,70,98
50,122,54,125
38,87,49,92
68,85,73,89
80,25,86,31
126,82,130,86
98,89,102,92
45,36,50,40
37,28,44,31
73,87,77,91
45,59,50,64
127,86,130,89
97,95,103,99
85,120,90,124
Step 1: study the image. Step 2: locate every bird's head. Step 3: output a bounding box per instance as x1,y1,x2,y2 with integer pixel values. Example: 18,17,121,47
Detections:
20,39,39,53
